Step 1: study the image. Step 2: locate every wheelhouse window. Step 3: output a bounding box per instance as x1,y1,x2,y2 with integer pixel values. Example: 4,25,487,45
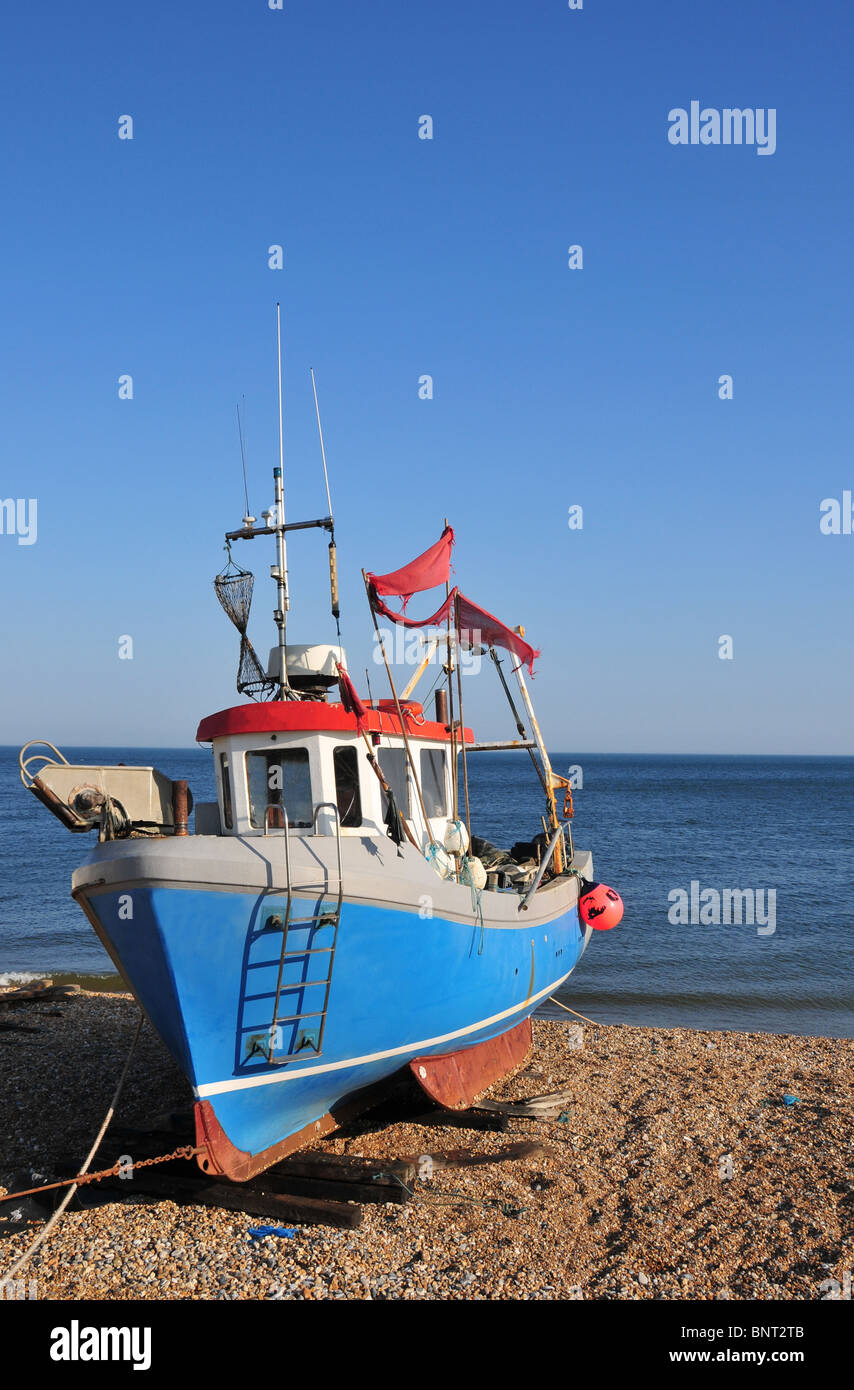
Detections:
380,747,409,817
219,751,234,830
421,749,447,817
246,748,313,829
333,745,362,828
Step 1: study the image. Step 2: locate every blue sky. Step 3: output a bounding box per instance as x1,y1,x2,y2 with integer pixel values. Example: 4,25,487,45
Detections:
0,0,851,752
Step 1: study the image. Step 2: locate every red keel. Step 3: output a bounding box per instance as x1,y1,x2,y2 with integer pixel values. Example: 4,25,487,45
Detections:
194,1099,338,1183
408,1017,533,1110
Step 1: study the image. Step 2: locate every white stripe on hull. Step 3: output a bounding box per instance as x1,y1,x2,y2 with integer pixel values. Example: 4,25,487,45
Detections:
195,968,575,1098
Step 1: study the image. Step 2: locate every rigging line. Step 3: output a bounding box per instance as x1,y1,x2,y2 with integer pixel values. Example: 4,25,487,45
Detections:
490,647,549,799
547,995,603,1028
0,1011,145,1284
310,366,343,646
237,397,250,518
310,368,334,522
420,659,445,705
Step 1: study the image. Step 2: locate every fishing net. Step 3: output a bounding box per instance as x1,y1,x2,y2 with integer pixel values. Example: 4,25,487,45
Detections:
214,552,278,700
214,565,255,631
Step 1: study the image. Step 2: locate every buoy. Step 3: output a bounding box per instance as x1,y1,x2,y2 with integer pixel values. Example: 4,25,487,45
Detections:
444,818,469,855
461,855,487,892
425,843,454,880
578,880,623,931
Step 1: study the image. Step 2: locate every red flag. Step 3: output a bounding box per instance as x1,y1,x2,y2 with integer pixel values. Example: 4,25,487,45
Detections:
370,588,454,631
369,587,539,675
367,526,454,608
454,593,539,675
336,664,368,726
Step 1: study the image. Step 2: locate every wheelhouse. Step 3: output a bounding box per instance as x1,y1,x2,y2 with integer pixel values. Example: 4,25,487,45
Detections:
196,698,473,847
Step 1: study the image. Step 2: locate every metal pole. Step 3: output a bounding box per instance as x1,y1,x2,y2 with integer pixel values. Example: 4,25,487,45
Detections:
443,518,458,825
400,635,440,699
274,303,290,697
512,633,563,873
362,570,434,837
518,825,564,911
490,647,549,797
454,593,472,844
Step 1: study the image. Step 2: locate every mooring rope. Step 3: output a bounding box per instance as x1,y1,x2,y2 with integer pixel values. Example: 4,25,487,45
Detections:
0,1010,145,1283
547,995,604,1028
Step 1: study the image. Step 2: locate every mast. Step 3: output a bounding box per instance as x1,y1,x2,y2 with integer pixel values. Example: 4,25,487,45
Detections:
273,302,291,698
218,310,338,703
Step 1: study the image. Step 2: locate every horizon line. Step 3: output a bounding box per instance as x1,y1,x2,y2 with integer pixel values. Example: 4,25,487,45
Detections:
4,744,854,760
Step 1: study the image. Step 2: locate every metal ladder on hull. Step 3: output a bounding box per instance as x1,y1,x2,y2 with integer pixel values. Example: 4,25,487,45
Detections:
261,801,344,1065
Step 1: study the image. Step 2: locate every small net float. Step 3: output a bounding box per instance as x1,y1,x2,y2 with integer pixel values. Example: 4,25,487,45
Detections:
425,843,454,880
578,880,624,931
443,818,469,855
461,855,487,892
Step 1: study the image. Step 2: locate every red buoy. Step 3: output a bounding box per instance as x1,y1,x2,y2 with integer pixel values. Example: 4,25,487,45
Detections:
578,880,623,931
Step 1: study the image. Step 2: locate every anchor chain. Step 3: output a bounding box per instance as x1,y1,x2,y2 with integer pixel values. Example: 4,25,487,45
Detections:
0,1145,206,1204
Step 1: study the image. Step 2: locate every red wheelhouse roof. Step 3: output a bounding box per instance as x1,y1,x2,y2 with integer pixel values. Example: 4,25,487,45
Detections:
196,700,473,745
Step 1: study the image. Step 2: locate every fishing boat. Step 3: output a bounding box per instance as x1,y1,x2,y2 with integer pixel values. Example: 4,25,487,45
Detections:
19,311,622,1180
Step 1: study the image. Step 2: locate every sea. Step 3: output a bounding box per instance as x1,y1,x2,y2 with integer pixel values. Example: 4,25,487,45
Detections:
1,748,851,1039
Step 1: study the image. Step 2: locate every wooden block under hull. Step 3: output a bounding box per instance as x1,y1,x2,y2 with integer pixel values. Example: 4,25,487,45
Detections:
408,1016,533,1110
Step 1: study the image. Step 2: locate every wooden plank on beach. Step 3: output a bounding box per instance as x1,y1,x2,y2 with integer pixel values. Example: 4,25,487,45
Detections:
94,1156,410,1205
272,1151,416,1185
90,1170,363,1228
475,1089,574,1119
0,983,81,1008
399,1140,546,1171
250,1171,409,1205
406,1108,510,1133
189,1184,363,1229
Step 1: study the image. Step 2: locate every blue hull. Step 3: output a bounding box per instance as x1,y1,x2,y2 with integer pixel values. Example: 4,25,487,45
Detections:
83,883,585,1165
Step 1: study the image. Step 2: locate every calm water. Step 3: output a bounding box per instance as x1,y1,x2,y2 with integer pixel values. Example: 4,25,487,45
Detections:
1,748,852,1038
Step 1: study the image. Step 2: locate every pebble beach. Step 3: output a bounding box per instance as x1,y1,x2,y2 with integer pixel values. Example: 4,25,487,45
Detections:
1,987,851,1301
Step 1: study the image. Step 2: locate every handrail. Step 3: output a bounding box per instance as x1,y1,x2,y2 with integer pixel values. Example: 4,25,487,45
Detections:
518,825,564,912
264,801,345,1065
312,802,344,909
19,739,70,789
311,802,344,1056
264,801,292,1059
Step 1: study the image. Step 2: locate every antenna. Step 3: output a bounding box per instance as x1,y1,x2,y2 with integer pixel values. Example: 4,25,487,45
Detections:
236,396,251,521
311,367,341,631
310,367,334,521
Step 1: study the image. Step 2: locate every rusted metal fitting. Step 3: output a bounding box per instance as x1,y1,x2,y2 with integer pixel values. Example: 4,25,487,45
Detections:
172,780,189,836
